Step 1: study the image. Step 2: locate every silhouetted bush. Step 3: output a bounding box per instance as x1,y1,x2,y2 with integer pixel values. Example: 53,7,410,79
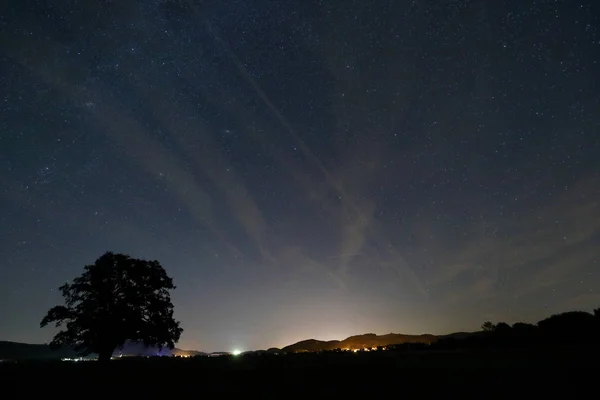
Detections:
430,308,599,351
537,311,596,343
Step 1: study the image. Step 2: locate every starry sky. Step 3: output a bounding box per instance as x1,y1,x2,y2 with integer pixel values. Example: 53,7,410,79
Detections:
1,0,599,352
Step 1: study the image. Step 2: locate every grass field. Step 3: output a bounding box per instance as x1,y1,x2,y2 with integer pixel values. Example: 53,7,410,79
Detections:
1,345,595,394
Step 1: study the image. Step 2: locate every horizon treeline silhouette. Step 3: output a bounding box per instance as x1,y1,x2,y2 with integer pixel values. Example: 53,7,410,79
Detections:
382,308,600,353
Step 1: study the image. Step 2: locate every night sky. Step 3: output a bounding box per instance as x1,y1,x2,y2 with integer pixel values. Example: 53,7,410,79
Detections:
1,0,599,352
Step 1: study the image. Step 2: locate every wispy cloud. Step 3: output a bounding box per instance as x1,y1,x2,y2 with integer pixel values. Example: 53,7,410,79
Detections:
430,173,600,307
130,79,275,265
3,27,247,259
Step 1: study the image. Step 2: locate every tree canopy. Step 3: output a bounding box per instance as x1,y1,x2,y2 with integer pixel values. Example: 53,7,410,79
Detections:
41,251,183,361
481,321,495,332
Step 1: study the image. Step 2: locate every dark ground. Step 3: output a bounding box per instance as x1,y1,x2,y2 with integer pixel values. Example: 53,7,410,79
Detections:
1,345,596,395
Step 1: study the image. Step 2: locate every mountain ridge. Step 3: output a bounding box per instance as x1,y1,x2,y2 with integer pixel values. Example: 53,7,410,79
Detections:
281,332,476,353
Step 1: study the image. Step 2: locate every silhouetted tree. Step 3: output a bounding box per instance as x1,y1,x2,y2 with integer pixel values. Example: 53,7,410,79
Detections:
494,322,512,334
537,311,595,343
512,322,537,335
512,322,535,330
40,252,183,362
594,308,599,318
481,321,495,332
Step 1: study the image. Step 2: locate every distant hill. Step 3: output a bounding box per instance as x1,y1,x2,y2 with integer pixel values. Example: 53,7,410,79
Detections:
282,339,342,353
0,341,204,361
0,341,77,361
281,332,476,353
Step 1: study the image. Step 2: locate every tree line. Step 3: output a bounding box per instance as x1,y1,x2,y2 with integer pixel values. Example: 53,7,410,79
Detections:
425,309,600,351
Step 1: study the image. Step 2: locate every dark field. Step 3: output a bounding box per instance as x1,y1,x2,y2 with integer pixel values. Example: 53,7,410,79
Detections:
1,346,595,395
